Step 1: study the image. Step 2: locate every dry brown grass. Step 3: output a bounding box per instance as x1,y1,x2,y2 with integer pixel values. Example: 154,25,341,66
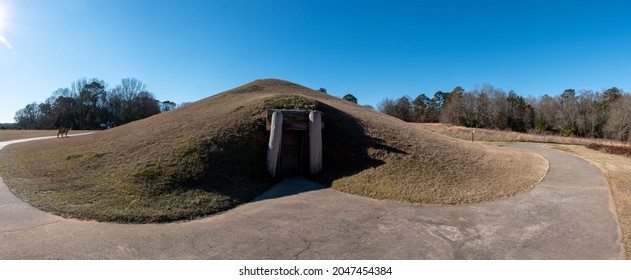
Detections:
419,123,631,147
1,93,276,222
0,130,93,141
549,145,631,259
0,79,548,223
322,111,548,204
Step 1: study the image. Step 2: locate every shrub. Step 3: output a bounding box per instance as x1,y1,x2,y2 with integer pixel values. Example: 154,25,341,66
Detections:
535,121,548,134
559,123,575,137
588,143,631,157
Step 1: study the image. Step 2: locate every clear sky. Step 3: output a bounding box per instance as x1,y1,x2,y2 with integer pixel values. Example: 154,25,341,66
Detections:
1,0,630,123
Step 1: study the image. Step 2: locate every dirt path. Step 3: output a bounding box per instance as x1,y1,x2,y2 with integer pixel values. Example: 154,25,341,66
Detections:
0,139,623,259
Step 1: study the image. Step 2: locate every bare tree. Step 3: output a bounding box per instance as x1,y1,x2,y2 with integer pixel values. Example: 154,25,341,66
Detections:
14,103,42,129
115,77,147,102
577,90,599,137
111,78,149,123
535,94,558,131
378,96,414,121
604,95,631,141
476,91,492,127
377,98,398,118
437,87,464,124
558,89,579,133
489,88,508,130
596,87,623,137
460,92,477,126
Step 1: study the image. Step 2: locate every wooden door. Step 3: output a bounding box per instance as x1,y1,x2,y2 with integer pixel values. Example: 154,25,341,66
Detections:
280,131,300,175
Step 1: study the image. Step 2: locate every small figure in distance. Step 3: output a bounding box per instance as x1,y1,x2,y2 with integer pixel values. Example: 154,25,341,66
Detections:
57,128,70,138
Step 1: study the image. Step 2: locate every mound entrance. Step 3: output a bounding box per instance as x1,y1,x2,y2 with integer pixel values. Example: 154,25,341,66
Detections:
266,109,323,178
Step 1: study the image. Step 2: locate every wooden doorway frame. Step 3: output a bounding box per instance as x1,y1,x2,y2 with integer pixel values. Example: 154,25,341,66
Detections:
266,109,323,178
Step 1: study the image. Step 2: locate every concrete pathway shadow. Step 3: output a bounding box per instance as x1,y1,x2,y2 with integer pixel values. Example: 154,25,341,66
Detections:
253,177,327,202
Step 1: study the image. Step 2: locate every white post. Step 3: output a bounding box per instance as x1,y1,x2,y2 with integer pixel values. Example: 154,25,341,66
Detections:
309,111,323,174
267,111,283,177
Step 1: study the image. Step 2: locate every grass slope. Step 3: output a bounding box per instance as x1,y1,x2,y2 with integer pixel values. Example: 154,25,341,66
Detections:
0,79,547,223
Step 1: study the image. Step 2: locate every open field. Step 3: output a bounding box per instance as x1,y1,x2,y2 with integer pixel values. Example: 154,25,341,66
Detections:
0,130,94,142
418,123,631,148
0,79,547,223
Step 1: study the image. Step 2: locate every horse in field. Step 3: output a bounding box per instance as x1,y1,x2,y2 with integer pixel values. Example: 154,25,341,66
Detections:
57,128,70,138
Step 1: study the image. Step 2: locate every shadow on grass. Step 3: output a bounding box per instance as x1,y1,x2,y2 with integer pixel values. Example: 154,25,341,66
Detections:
229,102,407,203
309,102,406,187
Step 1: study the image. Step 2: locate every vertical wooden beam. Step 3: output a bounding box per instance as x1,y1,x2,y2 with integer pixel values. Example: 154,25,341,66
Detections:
309,111,323,174
266,111,283,177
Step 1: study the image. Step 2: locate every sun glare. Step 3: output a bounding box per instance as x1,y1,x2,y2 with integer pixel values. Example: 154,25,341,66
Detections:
0,4,7,31
0,3,13,51
0,0,13,31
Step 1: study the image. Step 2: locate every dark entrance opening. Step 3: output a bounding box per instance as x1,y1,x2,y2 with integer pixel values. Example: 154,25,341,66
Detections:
279,131,308,176
266,109,323,178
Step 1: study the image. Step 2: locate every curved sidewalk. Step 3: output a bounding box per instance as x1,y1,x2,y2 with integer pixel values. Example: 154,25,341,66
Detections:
0,138,623,259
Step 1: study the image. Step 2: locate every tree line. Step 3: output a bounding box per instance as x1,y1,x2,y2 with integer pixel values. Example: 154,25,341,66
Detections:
14,77,179,130
378,84,631,141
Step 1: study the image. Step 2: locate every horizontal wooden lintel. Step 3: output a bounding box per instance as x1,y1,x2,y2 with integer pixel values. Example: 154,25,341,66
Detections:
265,109,324,131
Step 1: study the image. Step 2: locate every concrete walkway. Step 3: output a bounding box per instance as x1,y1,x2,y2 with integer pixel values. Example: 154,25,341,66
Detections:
0,138,623,259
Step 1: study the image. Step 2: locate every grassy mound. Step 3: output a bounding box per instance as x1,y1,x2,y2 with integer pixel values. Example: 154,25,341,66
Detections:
0,79,547,223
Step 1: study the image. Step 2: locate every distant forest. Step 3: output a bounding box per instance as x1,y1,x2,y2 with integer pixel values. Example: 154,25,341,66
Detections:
12,77,182,130
378,85,631,141
10,79,631,142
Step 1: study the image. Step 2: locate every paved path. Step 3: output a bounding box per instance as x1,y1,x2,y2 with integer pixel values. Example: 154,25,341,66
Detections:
0,138,623,259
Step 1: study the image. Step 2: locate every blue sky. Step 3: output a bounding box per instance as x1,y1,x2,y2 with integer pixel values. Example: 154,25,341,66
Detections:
1,0,630,123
